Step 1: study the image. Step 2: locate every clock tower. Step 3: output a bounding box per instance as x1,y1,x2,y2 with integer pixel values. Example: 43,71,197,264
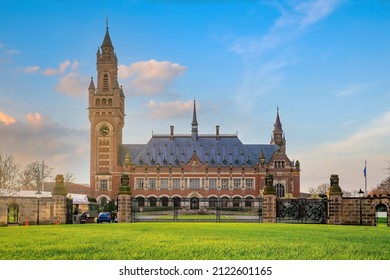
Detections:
88,24,125,199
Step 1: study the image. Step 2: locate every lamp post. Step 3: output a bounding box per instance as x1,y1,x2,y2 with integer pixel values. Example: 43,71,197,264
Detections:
358,188,364,225
36,190,42,225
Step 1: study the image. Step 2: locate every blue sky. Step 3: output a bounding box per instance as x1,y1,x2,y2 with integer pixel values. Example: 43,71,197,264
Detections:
1,0,390,193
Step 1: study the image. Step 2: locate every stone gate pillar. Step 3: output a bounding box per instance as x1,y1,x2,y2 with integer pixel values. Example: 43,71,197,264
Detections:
263,173,277,223
328,174,343,225
118,174,132,223
52,174,68,224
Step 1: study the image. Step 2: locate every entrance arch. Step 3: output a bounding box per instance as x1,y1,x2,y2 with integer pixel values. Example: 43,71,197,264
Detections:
375,203,388,227
190,197,199,210
7,203,19,224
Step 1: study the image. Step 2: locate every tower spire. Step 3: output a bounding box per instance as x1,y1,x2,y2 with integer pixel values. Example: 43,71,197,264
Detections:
191,99,198,140
271,107,286,152
274,106,282,131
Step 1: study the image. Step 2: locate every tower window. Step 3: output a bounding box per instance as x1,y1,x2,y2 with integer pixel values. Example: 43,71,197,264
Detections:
103,73,109,92
100,179,108,190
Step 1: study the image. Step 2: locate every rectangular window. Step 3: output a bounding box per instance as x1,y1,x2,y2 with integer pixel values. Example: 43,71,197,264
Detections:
245,178,254,190
233,178,241,190
190,178,200,190
160,178,168,189
100,179,108,190
135,178,144,190
173,178,181,190
221,178,229,190
148,178,156,190
209,178,217,190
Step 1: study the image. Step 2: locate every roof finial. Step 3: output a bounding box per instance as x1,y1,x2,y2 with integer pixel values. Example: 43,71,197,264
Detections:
106,17,109,31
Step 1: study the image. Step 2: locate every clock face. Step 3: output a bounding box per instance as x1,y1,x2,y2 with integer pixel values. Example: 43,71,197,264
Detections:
99,125,110,136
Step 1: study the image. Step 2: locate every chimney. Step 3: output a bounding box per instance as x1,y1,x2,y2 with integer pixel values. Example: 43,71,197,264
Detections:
170,125,174,141
216,125,220,141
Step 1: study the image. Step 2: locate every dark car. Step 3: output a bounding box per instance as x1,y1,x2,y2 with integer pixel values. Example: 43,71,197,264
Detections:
97,212,111,223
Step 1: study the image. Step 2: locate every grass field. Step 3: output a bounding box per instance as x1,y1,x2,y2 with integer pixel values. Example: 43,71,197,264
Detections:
0,223,389,260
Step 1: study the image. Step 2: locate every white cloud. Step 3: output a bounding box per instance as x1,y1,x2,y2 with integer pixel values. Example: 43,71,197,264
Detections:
26,112,44,128
23,66,40,73
147,100,194,119
333,80,388,97
230,0,344,55
119,59,187,96
0,113,89,183
296,0,343,28
43,60,76,76
296,111,390,192
55,72,89,97
0,111,17,126
6,49,20,55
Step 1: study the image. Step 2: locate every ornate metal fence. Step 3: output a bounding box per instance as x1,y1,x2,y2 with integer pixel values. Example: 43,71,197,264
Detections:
131,197,263,223
276,198,328,224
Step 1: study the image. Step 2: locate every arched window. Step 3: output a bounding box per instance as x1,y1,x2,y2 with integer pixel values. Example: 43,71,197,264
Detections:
173,196,181,208
148,197,157,207
99,197,108,211
190,197,199,210
108,98,112,106
102,98,107,106
103,73,109,92
275,184,285,198
136,197,145,207
245,197,254,208
221,196,229,208
7,204,19,224
95,98,101,107
233,197,241,208
208,197,217,208
161,197,169,207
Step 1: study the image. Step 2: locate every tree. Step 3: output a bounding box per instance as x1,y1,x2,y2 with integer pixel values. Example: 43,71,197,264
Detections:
64,172,75,188
309,183,329,198
369,162,390,196
20,161,53,191
370,177,390,196
0,149,21,195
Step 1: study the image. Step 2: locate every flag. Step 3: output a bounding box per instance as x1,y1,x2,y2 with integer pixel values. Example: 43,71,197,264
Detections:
363,162,366,178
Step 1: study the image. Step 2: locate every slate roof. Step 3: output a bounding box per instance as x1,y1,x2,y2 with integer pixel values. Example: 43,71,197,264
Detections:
120,135,279,167
101,29,113,48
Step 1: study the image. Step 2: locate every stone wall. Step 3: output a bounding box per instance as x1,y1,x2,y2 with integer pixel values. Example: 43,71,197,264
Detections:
0,196,54,226
341,197,389,226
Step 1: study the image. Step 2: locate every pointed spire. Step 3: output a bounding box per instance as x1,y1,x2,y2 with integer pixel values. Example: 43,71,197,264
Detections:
101,18,114,49
191,99,198,140
274,106,282,131
88,77,95,90
192,99,198,126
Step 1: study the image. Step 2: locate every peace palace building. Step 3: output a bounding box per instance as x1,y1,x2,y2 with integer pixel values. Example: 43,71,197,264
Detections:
88,27,301,205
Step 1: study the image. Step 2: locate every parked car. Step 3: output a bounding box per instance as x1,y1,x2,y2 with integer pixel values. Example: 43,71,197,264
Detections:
97,212,111,223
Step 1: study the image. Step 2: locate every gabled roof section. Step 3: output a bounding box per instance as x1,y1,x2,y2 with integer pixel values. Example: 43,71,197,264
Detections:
120,135,279,167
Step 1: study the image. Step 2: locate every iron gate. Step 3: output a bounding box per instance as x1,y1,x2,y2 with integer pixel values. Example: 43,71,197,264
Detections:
277,198,328,224
131,197,263,223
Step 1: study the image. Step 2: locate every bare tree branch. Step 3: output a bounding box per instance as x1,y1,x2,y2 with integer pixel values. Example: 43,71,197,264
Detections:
0,149,21,195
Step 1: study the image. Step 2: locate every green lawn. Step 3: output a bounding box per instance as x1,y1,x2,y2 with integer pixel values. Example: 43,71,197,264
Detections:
0,223,389,260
